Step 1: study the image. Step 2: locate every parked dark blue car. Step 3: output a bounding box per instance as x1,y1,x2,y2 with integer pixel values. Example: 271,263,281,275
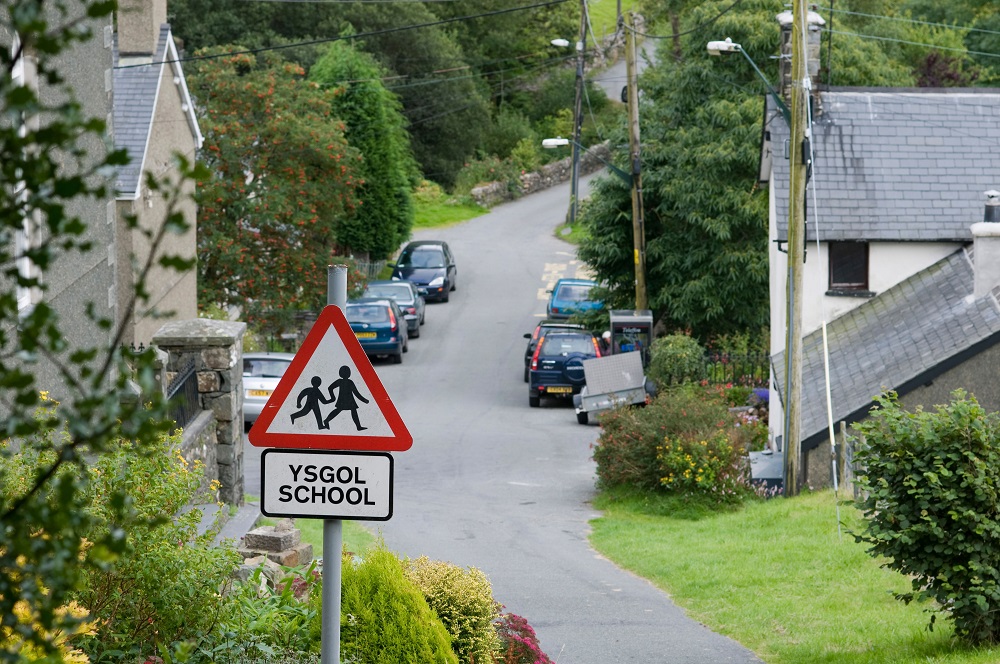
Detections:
390,240,457,303
528,331,601,407
345,298,409,364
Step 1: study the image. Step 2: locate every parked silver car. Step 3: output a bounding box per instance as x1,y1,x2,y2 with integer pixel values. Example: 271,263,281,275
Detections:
363,279,426,338
242,352,295,430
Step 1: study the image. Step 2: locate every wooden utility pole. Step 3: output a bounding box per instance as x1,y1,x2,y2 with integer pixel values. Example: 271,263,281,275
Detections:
783,0,809,496
568,0,587,226
624,12,648,310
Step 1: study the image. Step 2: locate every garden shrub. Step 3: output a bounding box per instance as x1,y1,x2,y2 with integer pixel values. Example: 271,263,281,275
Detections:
657,429,752,502
494,612,554,664
481,108,537,164
853,390,1000,645
647,334,707,388
404,556,502,664
593,384,733,491
323,546,457,663
216,561,322,660
453,156,521,196
72,434,242,661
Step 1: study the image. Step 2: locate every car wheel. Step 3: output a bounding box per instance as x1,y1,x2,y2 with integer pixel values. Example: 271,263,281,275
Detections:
576,411,589,425
442,291,450,303
523,366,529,383
402,337,408,353
393,351,403,364
529,395,540,408
450,278,456,292
420,313,426,326
411,326,420,339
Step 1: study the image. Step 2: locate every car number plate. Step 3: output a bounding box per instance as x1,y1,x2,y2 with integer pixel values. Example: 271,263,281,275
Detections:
546,386,573,394
248,389,271,397
355,332,377,339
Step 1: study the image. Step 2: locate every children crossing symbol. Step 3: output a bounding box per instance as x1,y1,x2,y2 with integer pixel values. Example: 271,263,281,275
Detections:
248,306,413,451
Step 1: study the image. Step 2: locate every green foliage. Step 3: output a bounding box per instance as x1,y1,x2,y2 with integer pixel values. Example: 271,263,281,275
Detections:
404,557,502,664
326,546,457,663
647,334,707,387
481,107,538,163
453,156,523,196
310,42,418,260
189,49,361,334
218,562,321,659
593,384,734,492
1,4,201,658
853,390,1000,645
72,435,241,660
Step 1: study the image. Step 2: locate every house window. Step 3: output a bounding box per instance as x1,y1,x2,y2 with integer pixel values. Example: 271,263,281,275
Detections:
828,242,869,294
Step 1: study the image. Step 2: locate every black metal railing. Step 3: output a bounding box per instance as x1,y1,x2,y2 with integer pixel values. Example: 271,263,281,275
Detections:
657,352,770,388
702,352,770,387
166,359,200,432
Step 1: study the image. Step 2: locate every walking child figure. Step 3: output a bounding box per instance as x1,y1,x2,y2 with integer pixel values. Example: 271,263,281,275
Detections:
323,365,370,431
289,376,332,429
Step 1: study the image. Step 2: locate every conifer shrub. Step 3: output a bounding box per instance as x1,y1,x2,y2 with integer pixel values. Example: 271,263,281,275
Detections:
319,546,457,663
404,557,502,664
853,390,1000,645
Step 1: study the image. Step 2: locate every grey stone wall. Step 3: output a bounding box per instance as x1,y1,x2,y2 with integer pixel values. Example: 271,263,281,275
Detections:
470,142,615,208
153,318,246,505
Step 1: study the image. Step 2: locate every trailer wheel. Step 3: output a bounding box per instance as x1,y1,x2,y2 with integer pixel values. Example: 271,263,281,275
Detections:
576,411,589,425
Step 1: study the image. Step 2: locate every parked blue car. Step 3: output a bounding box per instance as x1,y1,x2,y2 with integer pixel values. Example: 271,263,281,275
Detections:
345,298,409,364
546,278,602,320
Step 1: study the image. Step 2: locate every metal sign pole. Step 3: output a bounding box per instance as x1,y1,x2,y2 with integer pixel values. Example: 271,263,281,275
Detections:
322,264,348,664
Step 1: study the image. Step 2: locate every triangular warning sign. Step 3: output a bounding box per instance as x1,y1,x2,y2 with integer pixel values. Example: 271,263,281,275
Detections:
248,305,412,451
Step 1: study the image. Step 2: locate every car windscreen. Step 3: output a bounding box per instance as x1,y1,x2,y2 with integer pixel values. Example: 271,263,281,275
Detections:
346,305,390,324
243,358,290,378
539,335,595,356
399,247,445,268
556,284,594,302
364,284,413,302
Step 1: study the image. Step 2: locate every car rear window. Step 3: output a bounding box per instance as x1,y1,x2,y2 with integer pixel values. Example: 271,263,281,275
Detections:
400,247,445,268
365,284,412,301
243,359,290,378
540,335,596,356
557,284,593,302
346,305,390,323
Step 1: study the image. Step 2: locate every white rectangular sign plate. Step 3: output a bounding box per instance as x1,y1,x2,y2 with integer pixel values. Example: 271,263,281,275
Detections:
261,449,393,520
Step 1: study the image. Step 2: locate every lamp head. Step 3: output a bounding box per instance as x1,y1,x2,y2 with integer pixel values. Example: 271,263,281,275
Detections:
706,37,740,56
542,138,570,149
550,38,570,48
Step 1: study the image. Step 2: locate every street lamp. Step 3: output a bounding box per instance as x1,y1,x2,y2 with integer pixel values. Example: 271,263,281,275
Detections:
706,38,790,125
551,0,587,226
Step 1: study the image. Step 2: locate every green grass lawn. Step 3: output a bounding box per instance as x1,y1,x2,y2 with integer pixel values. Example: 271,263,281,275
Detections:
590,488,1000,663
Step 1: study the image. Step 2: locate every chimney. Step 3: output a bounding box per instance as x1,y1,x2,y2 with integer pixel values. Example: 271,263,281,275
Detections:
117,0,167,57
972,190,1000,299
777,10,826,117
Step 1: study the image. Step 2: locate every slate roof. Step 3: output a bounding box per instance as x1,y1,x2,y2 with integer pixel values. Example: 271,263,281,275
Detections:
771,247,1000,450
113,25,202,199
765,88,1000,242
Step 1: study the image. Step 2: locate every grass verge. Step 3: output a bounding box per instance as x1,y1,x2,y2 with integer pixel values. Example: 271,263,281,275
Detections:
589,487,1000,663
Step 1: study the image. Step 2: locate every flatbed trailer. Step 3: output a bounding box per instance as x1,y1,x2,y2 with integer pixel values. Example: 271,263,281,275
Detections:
572,351,653,424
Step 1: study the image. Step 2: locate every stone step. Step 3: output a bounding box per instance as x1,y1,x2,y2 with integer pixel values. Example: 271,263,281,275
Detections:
187,500,262,548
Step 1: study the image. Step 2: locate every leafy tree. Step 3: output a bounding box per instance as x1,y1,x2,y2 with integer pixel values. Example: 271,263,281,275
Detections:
1,1,202,658
188,49,361,334
578,0,913,341
311,42,418,260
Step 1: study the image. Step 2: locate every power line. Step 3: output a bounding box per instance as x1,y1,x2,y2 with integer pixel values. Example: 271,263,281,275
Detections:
814,6,1000,38
824,27,1000,60
115,0,569,70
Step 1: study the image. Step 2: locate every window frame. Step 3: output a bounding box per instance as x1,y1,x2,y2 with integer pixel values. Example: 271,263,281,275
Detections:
827,241,871,296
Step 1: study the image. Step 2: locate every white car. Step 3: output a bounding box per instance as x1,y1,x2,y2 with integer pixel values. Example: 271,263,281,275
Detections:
242,352,295,430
